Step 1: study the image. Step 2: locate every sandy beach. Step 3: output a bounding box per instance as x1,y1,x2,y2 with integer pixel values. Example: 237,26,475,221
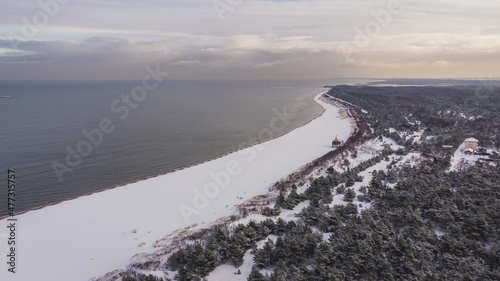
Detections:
0,92,351,281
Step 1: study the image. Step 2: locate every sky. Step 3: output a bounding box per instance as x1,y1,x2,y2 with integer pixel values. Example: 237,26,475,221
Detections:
0,0,499,80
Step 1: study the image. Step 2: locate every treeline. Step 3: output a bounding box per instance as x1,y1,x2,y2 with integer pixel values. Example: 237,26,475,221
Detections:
122,157,500,281
165,219,284,280
123,153,500,281
248,158,500,281
277,148,393,212
326,85,500,150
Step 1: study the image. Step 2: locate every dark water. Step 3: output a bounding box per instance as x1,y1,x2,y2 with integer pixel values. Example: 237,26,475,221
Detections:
0,79,376,217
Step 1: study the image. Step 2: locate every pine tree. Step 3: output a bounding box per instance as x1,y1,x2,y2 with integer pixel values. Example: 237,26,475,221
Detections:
277,193,287,209
343,188,356,202
141,275,162,281
273,204,281,216
345,175,355,187
336,184,345,194
247,265,266,281
254,239,274,268
209,227,230,263
272,237,288,263
327,166,334,174
270,270,287,281
201,248,217,276
287,189,302,208
342,159,351,169
230,240,245,267
260,218,276,233
275,218,287,235
174,266,189,281
185,243,204,276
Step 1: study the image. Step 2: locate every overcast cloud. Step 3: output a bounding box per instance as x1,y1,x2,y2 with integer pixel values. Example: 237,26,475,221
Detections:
1,0,499,79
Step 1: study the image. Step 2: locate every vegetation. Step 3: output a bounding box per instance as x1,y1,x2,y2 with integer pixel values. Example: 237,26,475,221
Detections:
122,84,500,281
122,274,163,281
327,85,500,150
155,155,500,281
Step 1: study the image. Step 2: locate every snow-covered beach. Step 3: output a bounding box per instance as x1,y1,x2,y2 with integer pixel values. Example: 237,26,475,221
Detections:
0,92,351,281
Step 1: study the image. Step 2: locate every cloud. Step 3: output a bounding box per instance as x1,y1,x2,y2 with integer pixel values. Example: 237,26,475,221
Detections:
173,59,200,66
1,0,500,79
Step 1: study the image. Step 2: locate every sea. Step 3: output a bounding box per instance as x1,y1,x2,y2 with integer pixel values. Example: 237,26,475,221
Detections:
0,79,376,217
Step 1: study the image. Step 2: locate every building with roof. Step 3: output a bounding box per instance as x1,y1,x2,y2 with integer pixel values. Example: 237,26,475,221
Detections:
464,137,478,152
332,136,344,147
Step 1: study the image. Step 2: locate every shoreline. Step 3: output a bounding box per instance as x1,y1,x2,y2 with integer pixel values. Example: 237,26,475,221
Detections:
271,93,370,193
0,90,327,221
96,91,370,280
0,90,351,281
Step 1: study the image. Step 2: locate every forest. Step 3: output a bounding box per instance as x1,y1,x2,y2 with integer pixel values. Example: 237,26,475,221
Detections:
327,84,500,152
122,84,500,281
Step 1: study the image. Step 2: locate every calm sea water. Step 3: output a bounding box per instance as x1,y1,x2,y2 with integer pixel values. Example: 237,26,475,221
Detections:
0,79,375,217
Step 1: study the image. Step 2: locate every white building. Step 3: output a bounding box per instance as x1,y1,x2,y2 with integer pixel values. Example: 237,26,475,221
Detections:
464,137,478,152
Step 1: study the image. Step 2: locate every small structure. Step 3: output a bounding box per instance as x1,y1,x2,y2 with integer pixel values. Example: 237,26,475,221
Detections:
464,137,478,152
332,136,344,147
464,148,475,155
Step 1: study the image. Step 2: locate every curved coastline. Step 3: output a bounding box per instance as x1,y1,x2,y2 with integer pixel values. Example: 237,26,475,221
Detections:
0,90,352,281
0,90,327,220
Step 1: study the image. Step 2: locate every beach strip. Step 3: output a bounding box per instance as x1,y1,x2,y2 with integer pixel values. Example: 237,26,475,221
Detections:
0,92,351,281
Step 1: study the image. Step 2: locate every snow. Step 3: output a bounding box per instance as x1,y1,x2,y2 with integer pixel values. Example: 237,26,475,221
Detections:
206,235,278,281
381,136,404,149
0,92,351,281
449,143,494,171
206,197,312,280
330,157,391,211
206,249,254,281
279,201,310,221
411,130,424,143
203,135,422,281
434,228,446,237
449,143,481,172
400,153,422,166
325,138,383,174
